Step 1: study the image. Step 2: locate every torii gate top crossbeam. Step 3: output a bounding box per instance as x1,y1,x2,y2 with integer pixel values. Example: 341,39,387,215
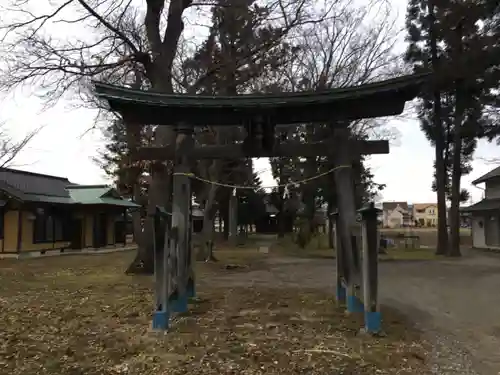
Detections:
93,73,429,126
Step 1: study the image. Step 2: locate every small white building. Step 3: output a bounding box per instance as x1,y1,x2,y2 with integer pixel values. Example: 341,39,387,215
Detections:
382,202,412,228
463,166,500,249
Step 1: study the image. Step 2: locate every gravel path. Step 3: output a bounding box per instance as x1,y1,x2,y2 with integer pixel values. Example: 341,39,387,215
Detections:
211,251,500,375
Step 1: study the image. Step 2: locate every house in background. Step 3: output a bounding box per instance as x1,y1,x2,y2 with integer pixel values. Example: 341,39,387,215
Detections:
382,202,412,228
0,168,138,256
413,203,438,227
463,166,500,249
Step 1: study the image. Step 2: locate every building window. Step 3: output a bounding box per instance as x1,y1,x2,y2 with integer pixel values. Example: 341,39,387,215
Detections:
33,211,65,243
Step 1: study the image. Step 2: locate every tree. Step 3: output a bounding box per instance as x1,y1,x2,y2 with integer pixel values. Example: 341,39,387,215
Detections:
237,170,267,228
405,0,449,255
95,118,152,197
176,0,318,259
406,0,499,256
0,0,329,273
266,0,400,246
0,124,40,168
444,2,500,256
94,117,156,250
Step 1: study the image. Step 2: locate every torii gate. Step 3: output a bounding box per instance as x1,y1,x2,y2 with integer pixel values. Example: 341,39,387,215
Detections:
94,72,428,333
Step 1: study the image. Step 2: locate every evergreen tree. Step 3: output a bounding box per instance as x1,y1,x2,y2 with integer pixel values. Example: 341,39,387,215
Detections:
406,0,449,255
238,171,267,227
179,0,297,255
405,0,498,256
96,118,151,204
97,119,128,193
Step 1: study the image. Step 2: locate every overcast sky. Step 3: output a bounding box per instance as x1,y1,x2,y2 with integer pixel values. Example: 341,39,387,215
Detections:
0,0,497,205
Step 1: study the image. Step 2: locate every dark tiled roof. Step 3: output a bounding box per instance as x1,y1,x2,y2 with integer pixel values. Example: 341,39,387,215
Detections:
95,73,430,108
0,168,138,208
472,166,500,185
462,199,500,212
0,168,76,202
94,73,430,126
382,202,409,211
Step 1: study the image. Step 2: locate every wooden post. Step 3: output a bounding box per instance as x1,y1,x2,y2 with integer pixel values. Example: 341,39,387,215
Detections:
152,206,170,330
359,202,381,334
122,209,126,247
333,128,363,314
169,125,194,313
186,198,195,298
332,212,346,304
229,190,238,245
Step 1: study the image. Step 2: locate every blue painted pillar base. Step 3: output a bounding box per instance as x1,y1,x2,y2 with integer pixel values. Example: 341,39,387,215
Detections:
364,311,381,334
336,284,346,303
152,310,169,330
171,294,188,313
346,294,364,313
187,279,196,299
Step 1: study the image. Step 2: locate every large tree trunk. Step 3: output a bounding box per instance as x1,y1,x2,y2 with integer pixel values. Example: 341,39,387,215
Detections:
428,0,449,256
277,166,286,238
131,210,143,246
228,192,239,245
126,182,152,274
278,211,286,238
435,124,449,256
448,25,464,257
125,0,190,274
201,184,219,261
277,192,285,239
126,115,174,274
123,113,159,275
127,162,171,275
222,203,229,240
449,130,463,257
327,201,334,249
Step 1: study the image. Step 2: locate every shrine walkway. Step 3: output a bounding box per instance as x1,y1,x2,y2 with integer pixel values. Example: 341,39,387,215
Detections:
210,249,500,375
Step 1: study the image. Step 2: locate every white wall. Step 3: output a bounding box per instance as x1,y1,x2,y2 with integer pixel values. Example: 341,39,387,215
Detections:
485,179,500,199
386,210,403,228
472,215,486,248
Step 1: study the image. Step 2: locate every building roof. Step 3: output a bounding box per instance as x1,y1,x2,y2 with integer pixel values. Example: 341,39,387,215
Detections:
0,168,138,208
461,198,500,212
0,168,76,203
67,185,138,208
382,202,409,211
413,203,437,211
93,72,430,126
472,166,500,185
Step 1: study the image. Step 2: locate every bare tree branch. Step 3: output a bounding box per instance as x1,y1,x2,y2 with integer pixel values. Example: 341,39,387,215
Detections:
0,124,42,168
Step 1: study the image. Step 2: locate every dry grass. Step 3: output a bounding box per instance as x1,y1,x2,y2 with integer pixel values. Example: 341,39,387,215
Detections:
270,235,440,261
380,248,439,261
0,250,429,374
380,228,473,247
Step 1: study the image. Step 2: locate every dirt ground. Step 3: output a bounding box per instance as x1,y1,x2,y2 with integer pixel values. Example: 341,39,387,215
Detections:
0,251,428,375
210,248,500,375
1,244,498,374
